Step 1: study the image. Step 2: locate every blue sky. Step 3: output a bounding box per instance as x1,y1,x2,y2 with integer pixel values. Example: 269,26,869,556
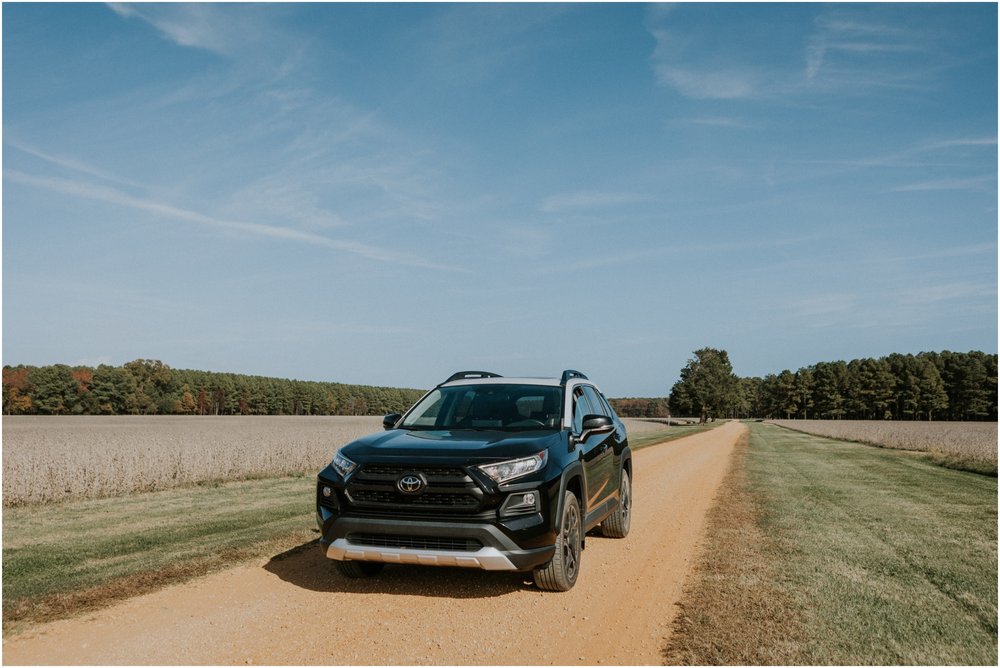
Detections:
3,3,997,396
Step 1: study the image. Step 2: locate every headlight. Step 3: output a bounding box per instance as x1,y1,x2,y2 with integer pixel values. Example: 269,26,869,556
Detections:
331,449,357,478
477,450,548,484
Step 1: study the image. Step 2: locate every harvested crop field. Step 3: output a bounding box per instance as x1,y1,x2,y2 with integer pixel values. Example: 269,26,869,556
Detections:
2,416,668,505
2,416,381,505
769,419,997,474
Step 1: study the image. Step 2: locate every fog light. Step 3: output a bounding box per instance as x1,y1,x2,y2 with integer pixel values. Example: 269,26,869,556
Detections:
500,490,541,517
322,486,332,497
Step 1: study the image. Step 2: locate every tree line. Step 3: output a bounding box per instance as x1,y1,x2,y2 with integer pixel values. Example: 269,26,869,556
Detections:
2,360,426,416
607,397,671,418
668,349,997,422
5,351,996,421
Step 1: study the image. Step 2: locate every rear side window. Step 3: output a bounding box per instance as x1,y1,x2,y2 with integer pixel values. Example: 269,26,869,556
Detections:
597,391,617,418
581,385,608,418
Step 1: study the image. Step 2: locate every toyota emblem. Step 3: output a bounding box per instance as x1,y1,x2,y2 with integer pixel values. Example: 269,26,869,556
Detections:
397,474,424,494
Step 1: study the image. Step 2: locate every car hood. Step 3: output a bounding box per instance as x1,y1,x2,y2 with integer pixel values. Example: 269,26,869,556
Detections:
339,428,563,464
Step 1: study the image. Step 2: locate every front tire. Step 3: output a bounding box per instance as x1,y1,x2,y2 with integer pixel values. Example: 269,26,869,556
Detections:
601,470,631,538
335,560,385,578
533,491,582,591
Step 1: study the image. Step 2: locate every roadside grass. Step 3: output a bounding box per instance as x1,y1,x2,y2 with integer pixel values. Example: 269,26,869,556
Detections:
2,475,318,634
628,420,725,450
664,430,808,664
666,422,997,665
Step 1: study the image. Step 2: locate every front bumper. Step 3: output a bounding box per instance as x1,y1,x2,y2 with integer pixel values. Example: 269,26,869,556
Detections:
318,513,555,571
326,540,522,570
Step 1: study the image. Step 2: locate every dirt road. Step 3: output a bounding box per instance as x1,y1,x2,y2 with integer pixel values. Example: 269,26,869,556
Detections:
3,421,745,665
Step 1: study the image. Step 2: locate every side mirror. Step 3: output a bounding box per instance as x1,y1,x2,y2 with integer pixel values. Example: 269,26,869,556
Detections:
582,415,613,431
576,414,614,444
383,413,402,430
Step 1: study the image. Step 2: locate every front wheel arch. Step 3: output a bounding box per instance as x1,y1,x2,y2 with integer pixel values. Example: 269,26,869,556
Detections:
533,490,583,591
555,465,586,548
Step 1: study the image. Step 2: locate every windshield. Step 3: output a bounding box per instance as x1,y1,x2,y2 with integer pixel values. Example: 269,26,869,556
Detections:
401,384,563,431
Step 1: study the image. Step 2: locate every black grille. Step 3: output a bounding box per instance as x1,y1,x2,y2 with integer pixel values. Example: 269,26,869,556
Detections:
347,533,483,552
345,463,484,514
350,489,479,508
360,464,467,478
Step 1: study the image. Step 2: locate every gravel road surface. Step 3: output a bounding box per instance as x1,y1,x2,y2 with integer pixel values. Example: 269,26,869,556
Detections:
3,421,744,665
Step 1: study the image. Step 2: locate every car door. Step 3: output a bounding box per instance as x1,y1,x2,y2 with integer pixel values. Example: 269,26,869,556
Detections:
581,384,617,508
572,386,614,517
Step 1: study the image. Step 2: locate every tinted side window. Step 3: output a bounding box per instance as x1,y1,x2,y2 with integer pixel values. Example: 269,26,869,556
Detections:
597,392,617,418
572,390,593,433
582,386,608,418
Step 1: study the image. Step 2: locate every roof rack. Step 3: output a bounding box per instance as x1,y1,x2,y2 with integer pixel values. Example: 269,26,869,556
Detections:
443,370,503,384
560,369,588,385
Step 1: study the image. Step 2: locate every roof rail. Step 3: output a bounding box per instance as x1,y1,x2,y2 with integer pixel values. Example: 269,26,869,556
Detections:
443,370,503,384
560,369,588,385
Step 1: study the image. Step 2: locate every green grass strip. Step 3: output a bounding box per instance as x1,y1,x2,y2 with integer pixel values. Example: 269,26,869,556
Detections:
746,422,997,665
628,420,725,450
3,475,319,632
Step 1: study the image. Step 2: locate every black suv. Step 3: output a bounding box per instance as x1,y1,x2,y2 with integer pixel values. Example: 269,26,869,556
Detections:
316,370,632,591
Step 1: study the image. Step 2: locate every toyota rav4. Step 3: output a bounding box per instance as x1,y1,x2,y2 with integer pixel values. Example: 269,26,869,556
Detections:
316,370,632,591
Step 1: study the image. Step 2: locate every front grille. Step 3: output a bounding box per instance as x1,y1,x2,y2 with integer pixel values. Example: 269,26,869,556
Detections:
347,533,483,552
350,489,479,508
360,464,467,478
345,464,485,514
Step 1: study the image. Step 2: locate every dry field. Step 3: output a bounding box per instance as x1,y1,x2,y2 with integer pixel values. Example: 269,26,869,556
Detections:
2,416,668,506
2,416,381,505
769,419,997,471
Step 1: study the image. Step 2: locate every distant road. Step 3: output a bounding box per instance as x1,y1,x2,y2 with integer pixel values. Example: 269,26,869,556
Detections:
3,422,745,665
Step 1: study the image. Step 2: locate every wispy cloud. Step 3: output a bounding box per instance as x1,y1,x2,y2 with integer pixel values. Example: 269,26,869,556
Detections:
675,116,754,129
790,277,998,331
793,293,858,319
107,3,304,83
926,137,998,150
806,13,920,80
802,8,961,95
529,247,669,276
898,282,997,305
5,170,459,271
411,4,567,86
540,191,648,213
495,226,552,258
644,6,782,100
5,138,144,189
891,175,995,193
108,3,264,57
647,5,948,101
653,62,759,100
762,134,997,190
883,242,997,264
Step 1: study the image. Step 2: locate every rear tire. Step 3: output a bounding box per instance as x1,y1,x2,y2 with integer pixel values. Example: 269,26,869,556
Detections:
601,470,631,538
335,560,385,578
533,491,582,591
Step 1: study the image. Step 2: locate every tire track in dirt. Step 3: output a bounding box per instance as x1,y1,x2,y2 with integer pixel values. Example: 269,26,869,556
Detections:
3,421,745,665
